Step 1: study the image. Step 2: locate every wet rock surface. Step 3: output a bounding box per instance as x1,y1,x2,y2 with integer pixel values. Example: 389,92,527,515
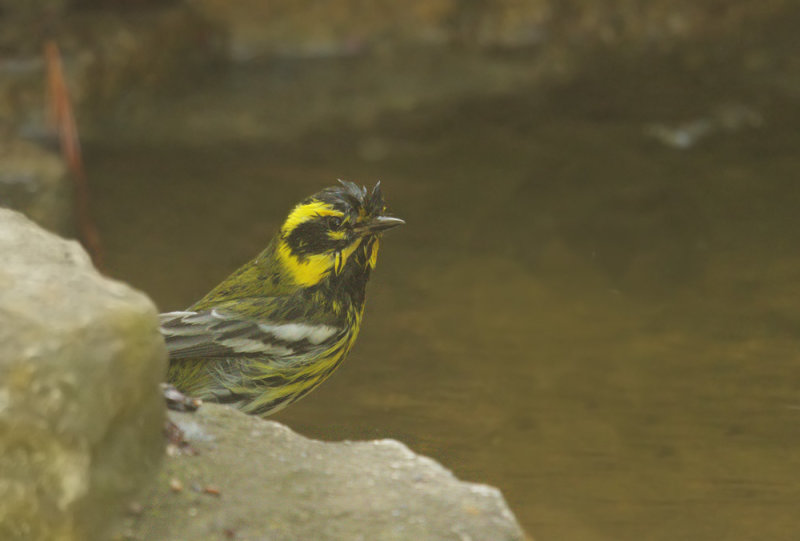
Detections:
117,404,528,541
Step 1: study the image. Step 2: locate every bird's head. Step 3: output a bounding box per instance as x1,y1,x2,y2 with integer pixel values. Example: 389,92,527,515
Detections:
276,181,404,287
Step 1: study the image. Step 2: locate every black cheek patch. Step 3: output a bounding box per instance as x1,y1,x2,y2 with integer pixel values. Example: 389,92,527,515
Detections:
285,220,343,259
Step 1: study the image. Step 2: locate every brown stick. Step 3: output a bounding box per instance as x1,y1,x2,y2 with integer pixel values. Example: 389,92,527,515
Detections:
44,40,105,271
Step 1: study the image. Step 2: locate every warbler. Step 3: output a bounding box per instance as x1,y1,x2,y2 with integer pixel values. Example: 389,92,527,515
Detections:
159,181,404,416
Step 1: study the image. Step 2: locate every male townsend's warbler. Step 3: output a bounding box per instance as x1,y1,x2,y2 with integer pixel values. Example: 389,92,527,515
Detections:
160,181,403,416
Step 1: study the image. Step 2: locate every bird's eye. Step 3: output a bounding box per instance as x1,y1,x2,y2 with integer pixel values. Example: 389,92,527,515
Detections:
327,216,343,230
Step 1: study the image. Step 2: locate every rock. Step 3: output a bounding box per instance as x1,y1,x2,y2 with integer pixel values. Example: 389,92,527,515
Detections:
189,0,790,60
0,209,166,541
119,403,528,541
193,0,458,60
0,5,226,138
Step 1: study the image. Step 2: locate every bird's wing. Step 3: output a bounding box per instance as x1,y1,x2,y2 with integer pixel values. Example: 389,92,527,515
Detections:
160,301,344,363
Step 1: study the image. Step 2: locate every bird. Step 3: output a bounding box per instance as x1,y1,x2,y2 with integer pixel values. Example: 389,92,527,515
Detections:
159,180,404,416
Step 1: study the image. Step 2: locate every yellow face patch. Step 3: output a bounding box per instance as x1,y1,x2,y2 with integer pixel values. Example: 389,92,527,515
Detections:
281,200,343,236
276,197,384,287
277,240,334,287
277,235,364,287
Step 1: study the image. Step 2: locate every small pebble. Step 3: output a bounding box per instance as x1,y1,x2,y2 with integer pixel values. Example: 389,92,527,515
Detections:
127,501,144,516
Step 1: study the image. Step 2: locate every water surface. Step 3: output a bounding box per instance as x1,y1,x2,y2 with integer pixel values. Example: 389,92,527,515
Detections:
88,53,800,540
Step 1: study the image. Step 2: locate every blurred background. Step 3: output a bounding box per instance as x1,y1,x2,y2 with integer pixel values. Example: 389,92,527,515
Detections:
2,1,799,539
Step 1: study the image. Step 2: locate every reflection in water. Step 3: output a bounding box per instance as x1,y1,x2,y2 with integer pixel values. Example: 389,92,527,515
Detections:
89,57,800,540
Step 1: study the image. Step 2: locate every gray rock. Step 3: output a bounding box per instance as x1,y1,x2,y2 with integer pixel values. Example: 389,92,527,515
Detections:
0,209,166,541
119,403,528,541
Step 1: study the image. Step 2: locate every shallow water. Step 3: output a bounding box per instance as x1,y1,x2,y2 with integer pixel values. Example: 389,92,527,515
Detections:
87,52,800,540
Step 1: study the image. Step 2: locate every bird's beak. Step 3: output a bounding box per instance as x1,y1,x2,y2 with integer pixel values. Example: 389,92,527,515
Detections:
355,215,405,235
